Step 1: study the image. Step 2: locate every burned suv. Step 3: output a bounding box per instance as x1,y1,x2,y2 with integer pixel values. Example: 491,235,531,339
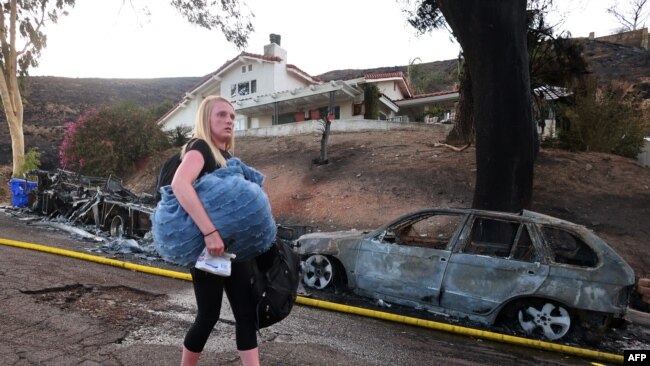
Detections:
295,208,635,341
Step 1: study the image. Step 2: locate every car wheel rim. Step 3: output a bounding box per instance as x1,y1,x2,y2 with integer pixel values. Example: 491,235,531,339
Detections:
303,255,333,290
518,302,571,340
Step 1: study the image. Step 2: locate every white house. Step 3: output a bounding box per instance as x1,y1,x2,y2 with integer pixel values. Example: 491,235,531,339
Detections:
157,34,456,132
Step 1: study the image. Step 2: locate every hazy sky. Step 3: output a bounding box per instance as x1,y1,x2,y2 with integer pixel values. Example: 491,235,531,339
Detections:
30,0,625,79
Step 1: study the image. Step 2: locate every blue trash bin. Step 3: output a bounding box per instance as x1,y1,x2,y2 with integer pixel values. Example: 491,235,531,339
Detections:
9,178,37,208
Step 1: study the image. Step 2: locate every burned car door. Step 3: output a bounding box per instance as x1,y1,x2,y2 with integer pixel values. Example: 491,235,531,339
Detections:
353,212,466,308
441,216,550,316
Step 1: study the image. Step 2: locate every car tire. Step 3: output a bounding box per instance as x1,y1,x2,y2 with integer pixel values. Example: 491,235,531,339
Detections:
302,254,337,290
516,300,572,341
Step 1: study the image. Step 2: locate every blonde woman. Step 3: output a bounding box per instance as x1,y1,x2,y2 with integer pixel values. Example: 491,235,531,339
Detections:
172,96,260,366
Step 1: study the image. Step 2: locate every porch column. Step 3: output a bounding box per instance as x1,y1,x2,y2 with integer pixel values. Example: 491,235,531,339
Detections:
273,101,279,125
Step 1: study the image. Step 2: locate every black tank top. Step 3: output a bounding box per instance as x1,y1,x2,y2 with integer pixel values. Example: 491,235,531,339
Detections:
185,138,231,177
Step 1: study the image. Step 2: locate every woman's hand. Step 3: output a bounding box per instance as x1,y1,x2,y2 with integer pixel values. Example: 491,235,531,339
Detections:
205,230,225,256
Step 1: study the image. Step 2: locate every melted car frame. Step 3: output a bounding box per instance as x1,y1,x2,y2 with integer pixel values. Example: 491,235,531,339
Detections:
295,208,635,341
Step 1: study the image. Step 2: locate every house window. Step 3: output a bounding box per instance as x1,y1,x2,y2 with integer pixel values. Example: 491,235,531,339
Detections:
234,116,247,131
241,64,253,73
275,112,296,125
248,64,252,72
241,66,246,73
353,103,363,116
238,82,249,96
231,80,257,97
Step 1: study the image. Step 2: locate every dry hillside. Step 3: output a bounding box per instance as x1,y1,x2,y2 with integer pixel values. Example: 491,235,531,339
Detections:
0,76,201,169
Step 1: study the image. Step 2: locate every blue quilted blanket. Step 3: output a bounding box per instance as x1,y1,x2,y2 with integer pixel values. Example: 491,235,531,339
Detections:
152,158,276,266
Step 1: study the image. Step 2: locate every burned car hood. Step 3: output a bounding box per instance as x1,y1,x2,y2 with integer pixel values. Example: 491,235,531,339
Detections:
298,229,368,243
296,229,368,254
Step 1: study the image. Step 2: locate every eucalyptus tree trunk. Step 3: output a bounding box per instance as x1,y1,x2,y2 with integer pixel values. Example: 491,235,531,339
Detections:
0,70,25,177
438,0,535,212
0,1,25,176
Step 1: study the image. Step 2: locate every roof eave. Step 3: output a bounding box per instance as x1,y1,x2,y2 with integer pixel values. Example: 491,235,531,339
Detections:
234,80,362,111
395,92,459,107
379,94,399,112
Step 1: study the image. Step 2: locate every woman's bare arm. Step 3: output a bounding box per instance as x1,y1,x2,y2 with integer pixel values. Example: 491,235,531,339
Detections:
171,149,225,256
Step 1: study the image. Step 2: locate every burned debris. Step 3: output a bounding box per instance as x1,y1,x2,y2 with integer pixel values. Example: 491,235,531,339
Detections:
26,169,155,240
0,169,161,260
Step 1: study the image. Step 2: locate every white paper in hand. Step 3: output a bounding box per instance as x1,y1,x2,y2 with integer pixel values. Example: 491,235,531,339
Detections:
195,248,236,276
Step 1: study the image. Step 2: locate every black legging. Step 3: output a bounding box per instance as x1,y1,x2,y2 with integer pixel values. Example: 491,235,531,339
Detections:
183,260,258,352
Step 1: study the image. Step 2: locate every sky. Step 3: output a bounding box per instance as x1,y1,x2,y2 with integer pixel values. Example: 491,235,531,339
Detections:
30,0,627,79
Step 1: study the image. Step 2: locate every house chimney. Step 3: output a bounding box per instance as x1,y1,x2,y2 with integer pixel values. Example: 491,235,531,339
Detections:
264,33,287,61
589,32,595,39
270,33,281,46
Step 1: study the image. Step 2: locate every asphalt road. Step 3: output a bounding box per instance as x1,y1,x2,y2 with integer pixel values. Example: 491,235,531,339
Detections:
0,211,624,365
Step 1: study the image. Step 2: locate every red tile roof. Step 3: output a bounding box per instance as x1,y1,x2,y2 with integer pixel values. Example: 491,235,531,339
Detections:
180,52,319,98
364,72,407,80
204,51,281,82
410,90,459,99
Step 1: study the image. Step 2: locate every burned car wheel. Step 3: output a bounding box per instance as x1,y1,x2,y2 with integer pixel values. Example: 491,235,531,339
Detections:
303,254,335,290
517,300,572,340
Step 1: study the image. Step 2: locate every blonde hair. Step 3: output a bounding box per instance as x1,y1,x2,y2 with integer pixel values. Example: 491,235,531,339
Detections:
182,95,235,168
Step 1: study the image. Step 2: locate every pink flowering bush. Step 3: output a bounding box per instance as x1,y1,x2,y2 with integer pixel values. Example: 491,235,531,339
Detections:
59,102,170,176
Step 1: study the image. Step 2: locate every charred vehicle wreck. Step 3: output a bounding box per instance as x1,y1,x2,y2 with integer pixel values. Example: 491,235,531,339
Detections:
295,208,636,342
27,169,154,239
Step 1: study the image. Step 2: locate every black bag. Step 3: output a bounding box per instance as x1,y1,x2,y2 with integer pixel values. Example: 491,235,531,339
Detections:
251,239,301,330
154,151,181,203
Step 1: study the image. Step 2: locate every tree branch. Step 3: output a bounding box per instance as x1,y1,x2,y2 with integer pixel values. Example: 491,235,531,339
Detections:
434,142,471,152
17,5,46,56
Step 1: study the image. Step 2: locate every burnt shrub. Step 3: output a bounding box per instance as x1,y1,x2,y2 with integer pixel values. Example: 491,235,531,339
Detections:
59,102,170,176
